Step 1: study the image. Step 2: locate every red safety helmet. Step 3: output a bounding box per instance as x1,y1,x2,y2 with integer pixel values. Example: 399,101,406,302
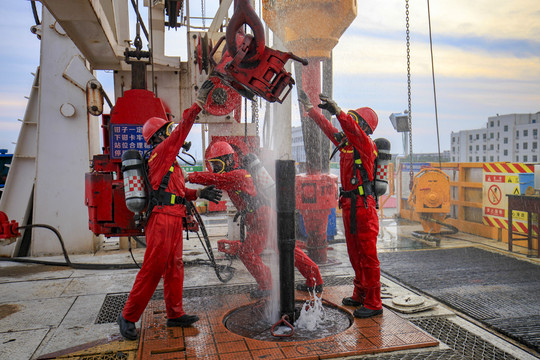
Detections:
142,117,172,144
348,107,378,135
205,141,236,173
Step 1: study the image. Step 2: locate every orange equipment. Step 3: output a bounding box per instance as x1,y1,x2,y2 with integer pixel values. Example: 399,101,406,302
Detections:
408,168,451,234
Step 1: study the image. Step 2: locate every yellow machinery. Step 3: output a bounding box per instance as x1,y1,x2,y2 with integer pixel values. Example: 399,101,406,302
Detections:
408,168,451,234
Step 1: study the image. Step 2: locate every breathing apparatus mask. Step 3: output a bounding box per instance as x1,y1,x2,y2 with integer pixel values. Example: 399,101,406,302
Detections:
208,154,235,174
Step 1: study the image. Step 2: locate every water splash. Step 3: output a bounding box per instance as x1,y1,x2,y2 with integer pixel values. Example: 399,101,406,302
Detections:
294,291,325,331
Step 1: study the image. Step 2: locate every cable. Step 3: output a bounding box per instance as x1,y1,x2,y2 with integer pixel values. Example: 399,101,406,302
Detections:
30,1,40,26
427,0,442,168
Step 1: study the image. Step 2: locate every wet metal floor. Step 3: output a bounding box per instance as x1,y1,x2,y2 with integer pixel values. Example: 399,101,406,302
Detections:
379,246,540,353
137,286,438,360
2,211,540,359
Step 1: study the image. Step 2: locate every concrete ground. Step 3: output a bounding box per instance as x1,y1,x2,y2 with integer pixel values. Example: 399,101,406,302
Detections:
0,208,538,359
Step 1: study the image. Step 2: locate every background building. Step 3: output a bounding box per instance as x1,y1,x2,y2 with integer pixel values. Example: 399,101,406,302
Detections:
451,112,539,163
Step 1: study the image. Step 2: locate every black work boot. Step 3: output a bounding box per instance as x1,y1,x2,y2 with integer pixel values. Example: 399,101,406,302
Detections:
117,313,138,340
342,297,363,307
167,314,199,327
296,283,324,293
353,306,383,318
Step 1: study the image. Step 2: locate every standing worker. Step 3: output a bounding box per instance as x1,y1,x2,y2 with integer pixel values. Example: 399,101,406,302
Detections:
187,141,324,298
298,91,383,318
118,80,223,340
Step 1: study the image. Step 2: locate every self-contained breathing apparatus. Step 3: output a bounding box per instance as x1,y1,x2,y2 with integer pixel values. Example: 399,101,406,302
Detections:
330,132,391,233
121,142,193,227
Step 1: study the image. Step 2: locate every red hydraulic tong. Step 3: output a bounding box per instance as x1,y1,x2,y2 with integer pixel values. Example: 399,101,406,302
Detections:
211,0,308,103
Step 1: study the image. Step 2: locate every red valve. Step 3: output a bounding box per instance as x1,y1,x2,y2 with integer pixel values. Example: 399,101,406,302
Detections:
0,211,21,242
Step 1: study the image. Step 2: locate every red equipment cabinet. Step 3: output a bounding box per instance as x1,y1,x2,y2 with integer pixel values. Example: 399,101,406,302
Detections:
85,89,168,237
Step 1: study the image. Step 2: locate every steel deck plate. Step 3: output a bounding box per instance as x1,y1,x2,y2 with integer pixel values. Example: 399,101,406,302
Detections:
379,246,540,352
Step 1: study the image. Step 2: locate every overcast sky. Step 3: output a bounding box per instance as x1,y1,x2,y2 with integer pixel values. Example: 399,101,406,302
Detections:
1,1,539,158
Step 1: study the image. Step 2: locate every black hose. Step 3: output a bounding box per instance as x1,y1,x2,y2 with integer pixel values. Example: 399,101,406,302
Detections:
0,224,139,270
411,215,459,243
31,1,40,26
186,202,235,283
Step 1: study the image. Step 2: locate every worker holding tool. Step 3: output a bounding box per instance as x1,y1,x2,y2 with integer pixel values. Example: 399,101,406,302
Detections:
298,90,382,318
118,79,223,341
187,141,324,298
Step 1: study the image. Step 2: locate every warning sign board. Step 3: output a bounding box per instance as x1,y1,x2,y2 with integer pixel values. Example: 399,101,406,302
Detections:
482,163,535,234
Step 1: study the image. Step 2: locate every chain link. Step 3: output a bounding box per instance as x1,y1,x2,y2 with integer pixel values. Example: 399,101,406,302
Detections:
252,97,259,139
201,0,206,28
406,0,414,189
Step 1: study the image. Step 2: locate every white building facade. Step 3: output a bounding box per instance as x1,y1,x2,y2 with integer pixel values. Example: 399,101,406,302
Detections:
451,112,539,163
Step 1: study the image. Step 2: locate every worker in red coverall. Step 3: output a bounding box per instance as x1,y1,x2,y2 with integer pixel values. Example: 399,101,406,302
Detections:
187,141,324,298
298,90,382,318
117,80,223,341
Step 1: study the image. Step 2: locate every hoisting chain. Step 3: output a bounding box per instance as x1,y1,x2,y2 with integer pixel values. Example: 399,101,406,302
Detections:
252,97,260,139
201,0,206,28
406,0,414,190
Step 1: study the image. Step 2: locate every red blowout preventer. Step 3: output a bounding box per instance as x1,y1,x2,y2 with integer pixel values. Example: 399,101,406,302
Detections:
212,0,307,103
296,173,338,264
85,89,168,237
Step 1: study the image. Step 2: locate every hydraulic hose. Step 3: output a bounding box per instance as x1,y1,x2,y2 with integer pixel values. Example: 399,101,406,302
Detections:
0,224,139,270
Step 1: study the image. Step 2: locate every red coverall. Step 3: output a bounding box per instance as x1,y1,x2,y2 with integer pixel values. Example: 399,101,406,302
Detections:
189,169,323,290
123,104,201,323
307,108,382,310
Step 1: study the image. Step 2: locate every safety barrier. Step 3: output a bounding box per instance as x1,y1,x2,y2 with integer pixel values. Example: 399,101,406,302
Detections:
398,162,504,241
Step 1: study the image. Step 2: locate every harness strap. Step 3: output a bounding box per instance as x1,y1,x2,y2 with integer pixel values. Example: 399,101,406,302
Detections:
146,163,186,220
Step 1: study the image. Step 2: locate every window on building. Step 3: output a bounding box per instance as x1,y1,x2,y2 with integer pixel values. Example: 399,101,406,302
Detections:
534,129,538,137
523,142,528,150
469,145,472,151
533,155,538,162
524,130,528,137
533,142,538,149
483,145,486,150
490,156,494,161
483,133,487,139
490,133,494,139
504,125,508,131
504,138,508,144
469,156,472,162
516,156,519,161
490,121,494,127
516,143,520,150
497,156,500,161
516,130,519,138
476,134,479,140
469,135,472,140
523,155,528,162
476,145,479,151
490,144,494,150
483,156,486,161
497,120,500,126
497,144,500,150
504,150,508,156
452,146,455,152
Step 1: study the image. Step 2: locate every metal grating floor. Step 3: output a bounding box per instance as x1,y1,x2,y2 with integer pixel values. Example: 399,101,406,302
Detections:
347,317,521,360
379,246,540,352
95,275,360,324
